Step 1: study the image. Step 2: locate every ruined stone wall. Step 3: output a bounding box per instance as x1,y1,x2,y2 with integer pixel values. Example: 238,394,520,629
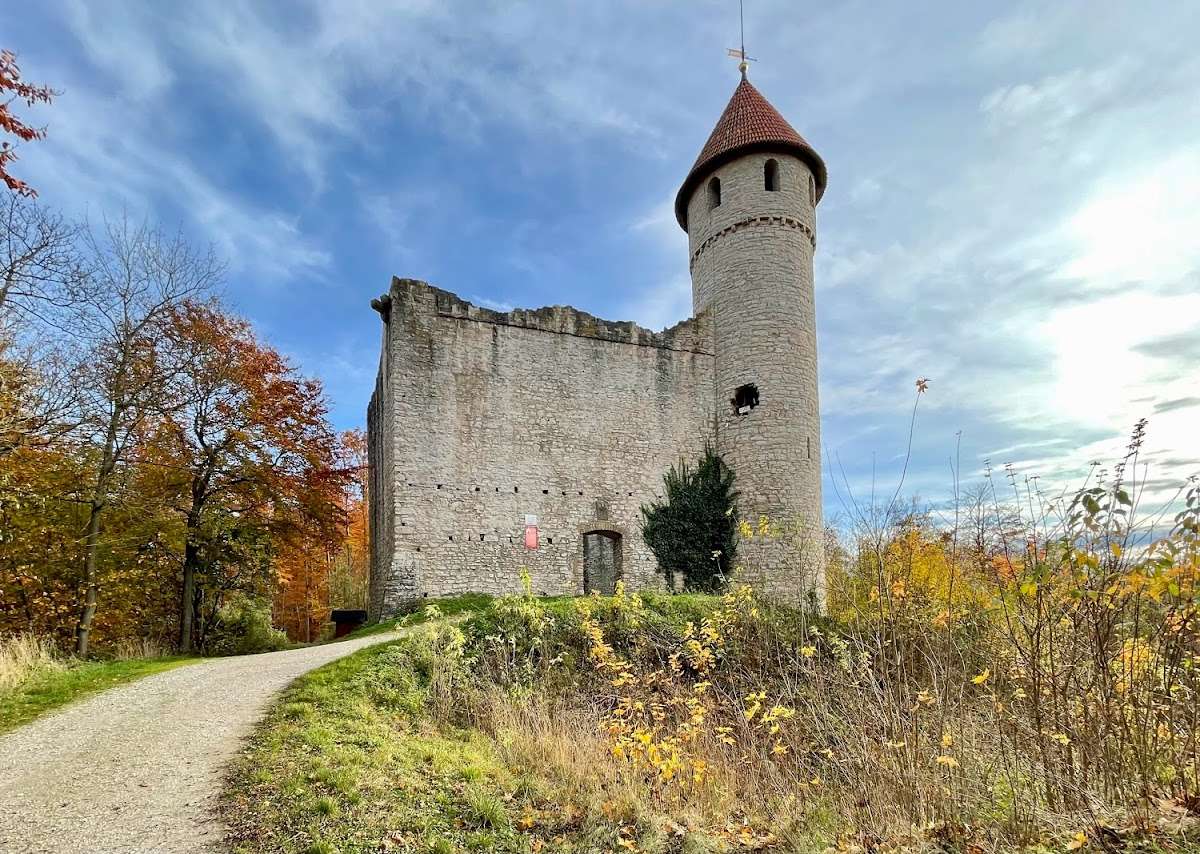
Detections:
368,278,715,615
686,152,825,600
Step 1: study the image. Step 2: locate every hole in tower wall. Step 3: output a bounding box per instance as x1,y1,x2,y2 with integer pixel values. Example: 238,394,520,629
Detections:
809,174,816,205
731,383,760,416
764,159,779,191
808,436,812,459
708,176,721,209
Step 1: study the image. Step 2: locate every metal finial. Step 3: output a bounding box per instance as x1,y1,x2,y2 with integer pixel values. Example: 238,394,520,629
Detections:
726,0,756,77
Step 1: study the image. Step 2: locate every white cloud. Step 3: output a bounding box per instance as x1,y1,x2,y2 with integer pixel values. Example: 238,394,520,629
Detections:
1061,150,1200,286
19,68,329,284
615,275,691,333
980,62,1130,139
62,0,173,100
469,294,515,313
630,199,687,258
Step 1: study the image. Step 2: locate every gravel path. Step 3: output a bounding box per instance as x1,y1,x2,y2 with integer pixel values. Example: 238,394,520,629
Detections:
0,632,401,854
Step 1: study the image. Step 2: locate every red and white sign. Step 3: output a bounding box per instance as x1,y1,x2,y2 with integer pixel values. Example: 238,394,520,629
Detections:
524,525,539,550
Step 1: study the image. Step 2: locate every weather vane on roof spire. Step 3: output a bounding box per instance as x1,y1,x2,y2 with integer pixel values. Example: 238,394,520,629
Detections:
726,0,757,79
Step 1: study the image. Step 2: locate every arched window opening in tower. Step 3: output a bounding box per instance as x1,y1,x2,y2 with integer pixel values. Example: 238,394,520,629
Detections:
808,174,816,205
764,159,779,191
731,383,759,416
708,176,721,209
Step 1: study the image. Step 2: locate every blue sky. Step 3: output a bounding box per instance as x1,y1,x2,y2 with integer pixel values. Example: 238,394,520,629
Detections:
5,1,1198,521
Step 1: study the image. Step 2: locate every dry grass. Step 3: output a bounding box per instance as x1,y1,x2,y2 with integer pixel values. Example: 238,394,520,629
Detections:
111,636,168,661
0,633,62,693
453,482,1200,851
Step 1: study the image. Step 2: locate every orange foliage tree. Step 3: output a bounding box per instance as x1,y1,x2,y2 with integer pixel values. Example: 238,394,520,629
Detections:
0,50,55,197
274,429,369,640
156,301,345,651
332,430,370,609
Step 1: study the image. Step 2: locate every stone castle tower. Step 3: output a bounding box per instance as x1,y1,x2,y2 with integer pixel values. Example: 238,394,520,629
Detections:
367,73,825,616
678,71,826,597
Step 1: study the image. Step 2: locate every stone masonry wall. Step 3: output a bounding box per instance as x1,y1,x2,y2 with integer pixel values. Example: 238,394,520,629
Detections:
368,278,716,616
686,152,825,601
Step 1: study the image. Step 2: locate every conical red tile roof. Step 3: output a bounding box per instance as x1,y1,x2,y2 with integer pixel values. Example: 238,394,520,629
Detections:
675,76,826,229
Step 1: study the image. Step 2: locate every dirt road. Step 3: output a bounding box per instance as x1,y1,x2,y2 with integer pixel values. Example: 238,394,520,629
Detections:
0,633,400,853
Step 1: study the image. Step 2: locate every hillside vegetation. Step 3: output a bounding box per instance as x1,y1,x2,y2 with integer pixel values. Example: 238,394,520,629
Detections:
225,474,1200,853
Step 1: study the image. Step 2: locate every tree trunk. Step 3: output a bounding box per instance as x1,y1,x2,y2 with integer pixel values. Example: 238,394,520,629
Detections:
179,522,201,652
179,493,207,652
74,499,104,657
75,422,117,658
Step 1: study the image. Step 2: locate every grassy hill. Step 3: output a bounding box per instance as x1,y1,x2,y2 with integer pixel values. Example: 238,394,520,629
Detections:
222,579,1199,853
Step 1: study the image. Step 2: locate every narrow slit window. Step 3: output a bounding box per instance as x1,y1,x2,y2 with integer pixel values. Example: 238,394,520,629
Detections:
764,159,779,191
708,176,722,209
808,174,816,205
731,383,759,416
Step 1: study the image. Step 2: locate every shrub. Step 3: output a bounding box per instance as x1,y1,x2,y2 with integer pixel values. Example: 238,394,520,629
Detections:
204,595,289,656
641,445,738,592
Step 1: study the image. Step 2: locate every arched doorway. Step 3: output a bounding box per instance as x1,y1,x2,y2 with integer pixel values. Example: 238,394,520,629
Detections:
582,530,622,595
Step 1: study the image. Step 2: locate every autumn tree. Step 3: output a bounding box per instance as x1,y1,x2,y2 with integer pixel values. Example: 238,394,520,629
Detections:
0,196,83,455
70,219,221,656
326,429,369,611
1,194,79,314
0,50,56,197
159,301,343,651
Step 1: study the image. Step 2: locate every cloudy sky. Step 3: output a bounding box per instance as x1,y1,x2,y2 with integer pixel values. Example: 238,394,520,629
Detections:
5,0,1198,521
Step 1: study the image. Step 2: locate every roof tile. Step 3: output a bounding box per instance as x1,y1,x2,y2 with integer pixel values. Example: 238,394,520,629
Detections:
675,77,826,229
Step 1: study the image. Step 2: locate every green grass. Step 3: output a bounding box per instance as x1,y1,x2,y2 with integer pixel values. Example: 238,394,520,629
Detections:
224,626,546,853
224,592,734,853
0,655,200,734
343,593,497,638
346,590,725,640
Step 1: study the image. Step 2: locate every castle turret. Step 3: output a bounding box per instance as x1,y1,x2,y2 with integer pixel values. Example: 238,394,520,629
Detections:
676,72,826,601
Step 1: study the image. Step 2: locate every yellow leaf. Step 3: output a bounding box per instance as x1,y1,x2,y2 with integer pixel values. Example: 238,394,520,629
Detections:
800,645,816,658
935,755,959,768
972,668,990,685
1066,831,1087,850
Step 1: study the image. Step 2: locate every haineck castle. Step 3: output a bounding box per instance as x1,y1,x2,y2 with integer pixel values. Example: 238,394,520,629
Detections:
368,70,826,617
